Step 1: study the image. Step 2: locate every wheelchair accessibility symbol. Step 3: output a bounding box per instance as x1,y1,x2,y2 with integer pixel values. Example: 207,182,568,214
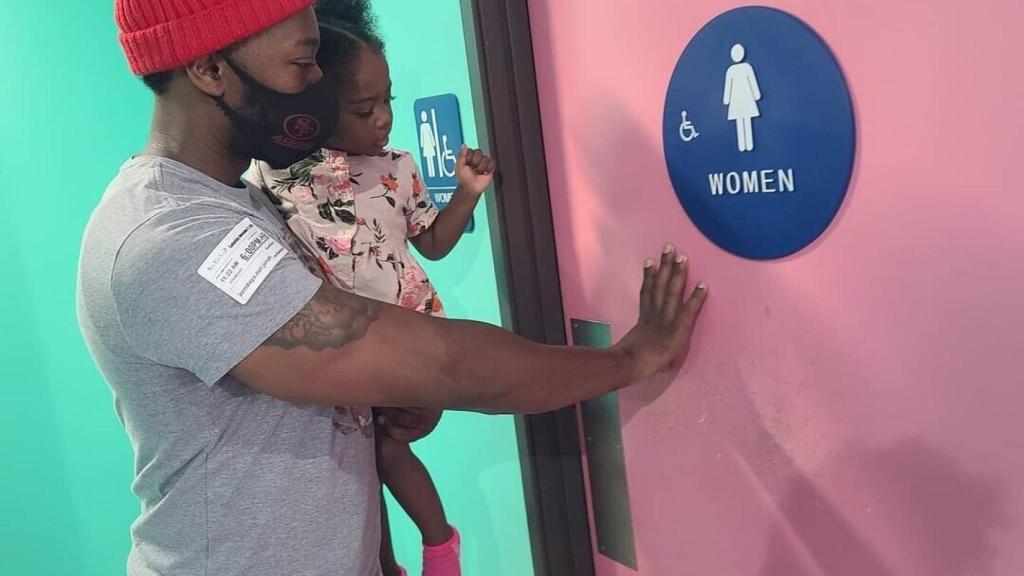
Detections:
679,111,699,142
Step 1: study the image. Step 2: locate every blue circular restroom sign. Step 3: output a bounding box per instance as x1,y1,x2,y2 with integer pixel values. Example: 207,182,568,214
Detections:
663,7,855,260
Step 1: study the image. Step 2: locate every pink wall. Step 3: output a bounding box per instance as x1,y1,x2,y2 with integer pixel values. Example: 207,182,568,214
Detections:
528,1,1024,574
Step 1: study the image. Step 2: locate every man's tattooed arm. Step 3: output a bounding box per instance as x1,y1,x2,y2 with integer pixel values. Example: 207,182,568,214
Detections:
230,282,398,407
232,260,666,412
267,284,381,351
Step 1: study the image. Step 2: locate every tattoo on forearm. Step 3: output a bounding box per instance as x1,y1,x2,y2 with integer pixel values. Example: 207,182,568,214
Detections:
269,285,381,350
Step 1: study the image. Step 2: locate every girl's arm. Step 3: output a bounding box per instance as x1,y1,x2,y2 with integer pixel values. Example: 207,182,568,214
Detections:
411,147,494,261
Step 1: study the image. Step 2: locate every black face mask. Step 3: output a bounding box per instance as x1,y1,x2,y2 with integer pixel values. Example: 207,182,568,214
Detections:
215,58,339,169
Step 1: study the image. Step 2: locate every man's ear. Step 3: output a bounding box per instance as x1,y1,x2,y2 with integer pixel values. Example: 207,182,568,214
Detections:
185,54,228,98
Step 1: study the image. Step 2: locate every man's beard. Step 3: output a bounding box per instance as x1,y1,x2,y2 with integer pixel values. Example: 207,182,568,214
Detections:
213,85,265,161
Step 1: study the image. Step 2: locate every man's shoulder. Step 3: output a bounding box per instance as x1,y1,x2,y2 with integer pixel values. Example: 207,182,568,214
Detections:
90,157,266,245
81,158,173,268
82,157,280,291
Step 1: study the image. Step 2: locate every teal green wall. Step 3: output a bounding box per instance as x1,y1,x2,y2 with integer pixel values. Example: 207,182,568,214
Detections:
0,1,532,575
1,2,152,574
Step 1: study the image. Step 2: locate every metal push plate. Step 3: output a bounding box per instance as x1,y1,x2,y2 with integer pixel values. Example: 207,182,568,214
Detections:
571,319,638,570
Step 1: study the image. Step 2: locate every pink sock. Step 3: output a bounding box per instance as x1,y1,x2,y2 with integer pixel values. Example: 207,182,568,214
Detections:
422,526,461,576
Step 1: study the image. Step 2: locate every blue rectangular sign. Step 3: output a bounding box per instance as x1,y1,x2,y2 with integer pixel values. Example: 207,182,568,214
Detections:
413,94,474,233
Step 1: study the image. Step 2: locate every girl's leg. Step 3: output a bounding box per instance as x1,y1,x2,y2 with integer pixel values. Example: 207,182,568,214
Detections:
379,434,461,575
378,434,452,545
744,117,754,151
736,119,747,152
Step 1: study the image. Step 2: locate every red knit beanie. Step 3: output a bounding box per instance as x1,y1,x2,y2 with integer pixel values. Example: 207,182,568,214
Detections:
115,0,315,76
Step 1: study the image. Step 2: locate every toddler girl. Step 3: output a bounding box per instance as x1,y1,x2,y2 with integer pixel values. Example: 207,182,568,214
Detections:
249,2,494,575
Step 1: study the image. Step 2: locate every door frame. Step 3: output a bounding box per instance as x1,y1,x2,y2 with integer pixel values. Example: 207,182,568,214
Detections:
460,1,595,575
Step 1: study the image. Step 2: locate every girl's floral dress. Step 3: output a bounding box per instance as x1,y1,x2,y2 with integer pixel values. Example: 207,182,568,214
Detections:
251,148,444,317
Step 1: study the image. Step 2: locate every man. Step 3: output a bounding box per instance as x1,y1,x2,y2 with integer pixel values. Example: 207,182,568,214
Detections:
77,1,708,575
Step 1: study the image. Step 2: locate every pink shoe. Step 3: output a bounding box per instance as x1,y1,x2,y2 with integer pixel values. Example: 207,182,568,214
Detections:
422,526,461,576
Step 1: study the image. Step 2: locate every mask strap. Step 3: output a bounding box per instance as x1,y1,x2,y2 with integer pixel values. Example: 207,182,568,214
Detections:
221,55,263,91
212,54,265,123
209,57,262,159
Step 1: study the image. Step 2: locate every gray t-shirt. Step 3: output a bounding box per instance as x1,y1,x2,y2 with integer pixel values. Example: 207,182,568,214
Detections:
77,156,382,576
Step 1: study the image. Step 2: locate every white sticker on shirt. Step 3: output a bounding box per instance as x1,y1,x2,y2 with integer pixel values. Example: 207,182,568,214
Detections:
198,218,287,305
